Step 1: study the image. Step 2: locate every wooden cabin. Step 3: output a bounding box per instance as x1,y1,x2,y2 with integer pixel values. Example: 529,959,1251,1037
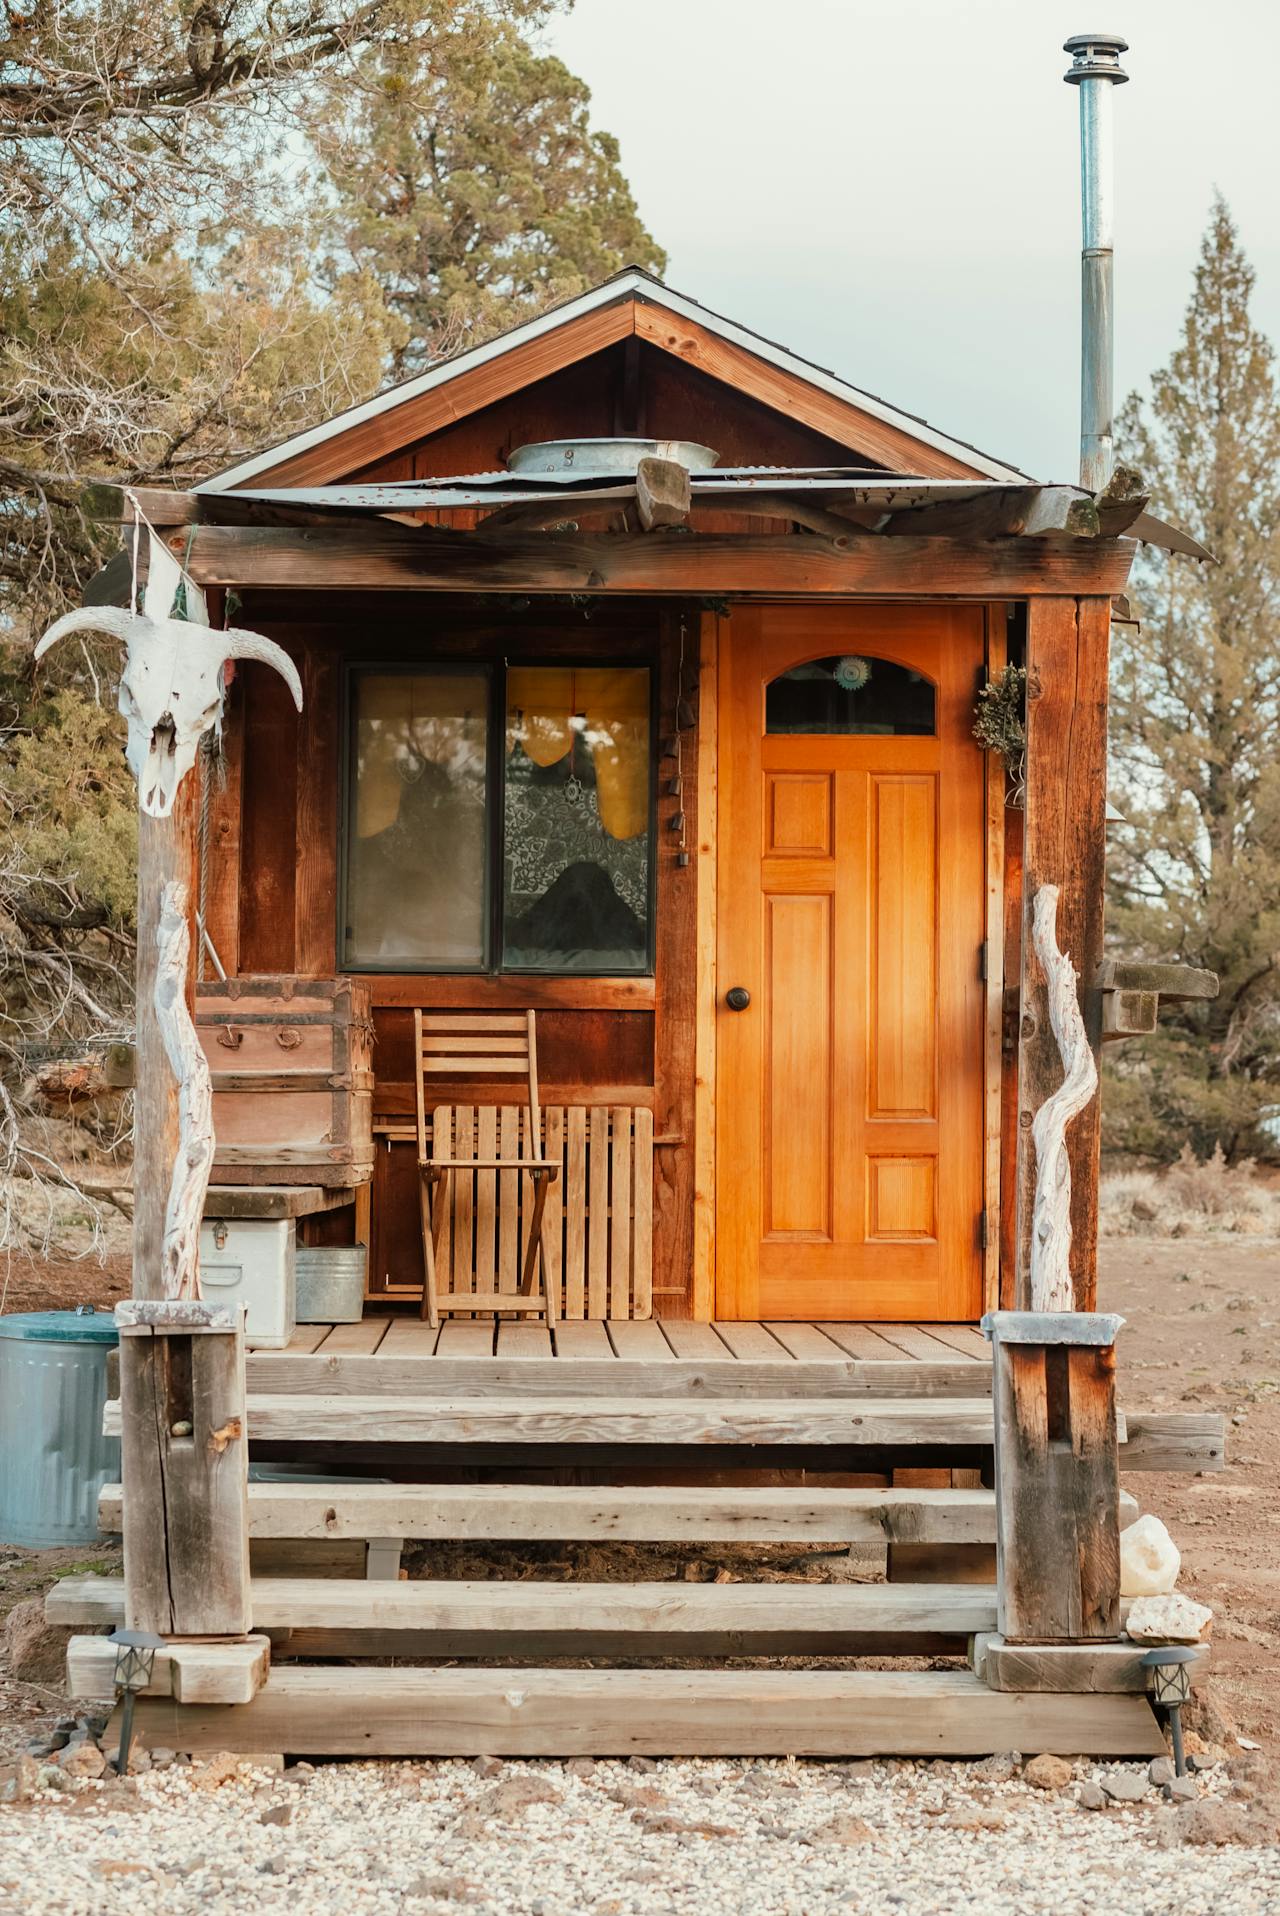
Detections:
54,270,1224,1759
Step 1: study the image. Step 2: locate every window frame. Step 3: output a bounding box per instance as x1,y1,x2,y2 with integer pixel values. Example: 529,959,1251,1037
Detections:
339,652,658,979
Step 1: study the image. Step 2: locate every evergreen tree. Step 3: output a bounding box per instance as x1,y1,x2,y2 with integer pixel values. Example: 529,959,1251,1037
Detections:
314,19,665,373
1106,198,1280,1162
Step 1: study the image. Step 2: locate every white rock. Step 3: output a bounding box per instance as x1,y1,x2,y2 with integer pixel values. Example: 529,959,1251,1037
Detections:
1120,1515,1181,1596
1125,1592,1213,1642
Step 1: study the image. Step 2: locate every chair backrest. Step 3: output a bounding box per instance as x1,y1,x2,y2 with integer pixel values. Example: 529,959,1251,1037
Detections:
413,1010,541,1157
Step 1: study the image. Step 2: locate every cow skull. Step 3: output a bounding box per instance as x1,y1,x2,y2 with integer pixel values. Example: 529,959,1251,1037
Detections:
35,606,303,817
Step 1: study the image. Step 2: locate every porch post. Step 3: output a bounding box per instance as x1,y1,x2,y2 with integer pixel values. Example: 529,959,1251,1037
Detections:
132,796,200,1301
1013,596,1110,1310
985,1309,1123,1644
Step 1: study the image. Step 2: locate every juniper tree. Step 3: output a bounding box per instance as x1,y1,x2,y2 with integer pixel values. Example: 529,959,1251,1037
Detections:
1106,199,1280,1162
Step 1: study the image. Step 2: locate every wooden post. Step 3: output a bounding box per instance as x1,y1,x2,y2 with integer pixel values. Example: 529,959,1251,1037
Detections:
118,1302,251,1636
985,1309,1123,1643
132,795,199,1301
1014,596,1110,1310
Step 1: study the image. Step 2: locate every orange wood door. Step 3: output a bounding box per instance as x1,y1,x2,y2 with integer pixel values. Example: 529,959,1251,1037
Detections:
715,604,987,1321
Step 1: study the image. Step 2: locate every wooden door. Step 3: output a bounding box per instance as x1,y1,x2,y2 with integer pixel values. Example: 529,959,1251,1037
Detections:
715,604,987,1321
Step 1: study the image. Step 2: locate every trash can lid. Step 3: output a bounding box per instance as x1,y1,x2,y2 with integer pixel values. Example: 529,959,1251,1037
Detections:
0,1308,119,1344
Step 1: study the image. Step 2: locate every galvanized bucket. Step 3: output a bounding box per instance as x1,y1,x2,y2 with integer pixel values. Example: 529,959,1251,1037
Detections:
295,1245,367,1324
0,1308,120,1547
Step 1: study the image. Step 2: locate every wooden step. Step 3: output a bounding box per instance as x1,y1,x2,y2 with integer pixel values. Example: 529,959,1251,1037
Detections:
245,1352,991,1400
117,1665,1166,1757
47,1574,999,1651
99,1398,1223,1469
102,1394,1008,1446
99,1482,1141,1545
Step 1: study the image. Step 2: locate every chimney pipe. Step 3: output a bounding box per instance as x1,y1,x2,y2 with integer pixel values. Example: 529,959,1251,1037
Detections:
1064,31,1129,491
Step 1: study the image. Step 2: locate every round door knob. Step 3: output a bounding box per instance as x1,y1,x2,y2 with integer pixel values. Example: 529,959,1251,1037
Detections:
725,986,752,1011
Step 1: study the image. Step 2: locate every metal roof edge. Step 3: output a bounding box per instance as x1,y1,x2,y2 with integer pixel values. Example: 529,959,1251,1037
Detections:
200,266,1031,494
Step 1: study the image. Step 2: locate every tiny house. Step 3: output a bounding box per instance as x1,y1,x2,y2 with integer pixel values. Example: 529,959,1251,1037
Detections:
55,264,1225,1760
144,268,1166,1329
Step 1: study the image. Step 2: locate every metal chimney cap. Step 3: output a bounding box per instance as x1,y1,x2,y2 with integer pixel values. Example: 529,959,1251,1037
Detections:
1063,31,1130,84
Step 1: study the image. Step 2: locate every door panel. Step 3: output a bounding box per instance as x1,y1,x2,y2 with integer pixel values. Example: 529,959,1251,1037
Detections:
716,604,986,1321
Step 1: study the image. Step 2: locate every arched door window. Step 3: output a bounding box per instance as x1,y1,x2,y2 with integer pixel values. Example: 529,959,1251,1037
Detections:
765,655,936,735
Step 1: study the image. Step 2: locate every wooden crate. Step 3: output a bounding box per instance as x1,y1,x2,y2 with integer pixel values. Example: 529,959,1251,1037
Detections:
197,977,374,1188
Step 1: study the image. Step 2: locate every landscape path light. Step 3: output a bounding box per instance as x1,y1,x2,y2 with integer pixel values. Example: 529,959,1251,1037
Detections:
1140,1644,1200,1776
107,1627,166,1774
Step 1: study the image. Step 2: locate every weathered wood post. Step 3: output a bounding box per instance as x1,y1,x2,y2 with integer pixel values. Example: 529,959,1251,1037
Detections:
984,1308,1123,1645
982,882,1128,1690
36,530,301,1671
117,1302,252,1636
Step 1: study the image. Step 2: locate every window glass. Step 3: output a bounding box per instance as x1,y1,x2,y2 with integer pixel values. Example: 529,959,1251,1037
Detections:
344,670,489,967
503,666,652,973
765,655,935,735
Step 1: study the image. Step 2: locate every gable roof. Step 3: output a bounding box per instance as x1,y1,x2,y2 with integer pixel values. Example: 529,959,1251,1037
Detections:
201,268,1030,493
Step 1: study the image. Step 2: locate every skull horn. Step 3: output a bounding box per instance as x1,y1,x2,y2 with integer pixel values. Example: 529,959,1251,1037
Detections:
34,606,135,662
219,628,303,711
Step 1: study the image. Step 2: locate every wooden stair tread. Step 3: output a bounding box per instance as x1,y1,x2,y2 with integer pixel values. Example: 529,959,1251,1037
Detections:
121,1665,1167,1758
98,1481,1141,1544
102,1394,1008,1445
243,1350,991,1399
48,1573,999,1635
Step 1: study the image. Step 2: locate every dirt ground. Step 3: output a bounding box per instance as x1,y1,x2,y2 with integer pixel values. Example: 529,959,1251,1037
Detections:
1,1237,1276,1758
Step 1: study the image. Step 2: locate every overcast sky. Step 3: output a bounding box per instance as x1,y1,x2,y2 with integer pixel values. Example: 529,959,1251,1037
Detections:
542,0,1279,480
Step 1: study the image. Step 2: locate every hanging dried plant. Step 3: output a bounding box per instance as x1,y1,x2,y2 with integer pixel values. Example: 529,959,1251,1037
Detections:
973,663,1027,808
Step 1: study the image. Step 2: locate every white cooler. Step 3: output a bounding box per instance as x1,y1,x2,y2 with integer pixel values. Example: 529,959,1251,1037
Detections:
198,1217,296,1348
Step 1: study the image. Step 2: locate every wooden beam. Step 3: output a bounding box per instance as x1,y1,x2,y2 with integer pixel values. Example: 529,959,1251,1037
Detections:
989,1312,1121,1643
120,1665,1167,1757
1097,960,1218,1002
171,524,1136,600
49,1573,1001,1641
67,1633,270,1705
1014,598,1111,1309
1101,988,1159,1040
235,1352,988,1398
1118,1411,1226,1473
977,1633,1205,1695
99,1392,1004,1445
102,1480,1065,1544
117,1316,251,1636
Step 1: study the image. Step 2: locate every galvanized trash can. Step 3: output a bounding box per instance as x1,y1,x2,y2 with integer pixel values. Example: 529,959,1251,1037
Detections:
0,1308,120,1547
295,1244,368,1323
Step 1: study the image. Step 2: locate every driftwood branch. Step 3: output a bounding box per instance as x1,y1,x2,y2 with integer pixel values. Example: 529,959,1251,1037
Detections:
153,881,214,1300
1029,883,1099,1311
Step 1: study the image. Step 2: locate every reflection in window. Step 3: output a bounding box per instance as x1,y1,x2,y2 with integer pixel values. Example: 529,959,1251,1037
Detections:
765,655,935,735
344,670,489,967
503,667,652,973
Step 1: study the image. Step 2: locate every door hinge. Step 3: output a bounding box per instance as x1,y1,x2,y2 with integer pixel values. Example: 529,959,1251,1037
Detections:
979,1208,991,1251
979,939,990,981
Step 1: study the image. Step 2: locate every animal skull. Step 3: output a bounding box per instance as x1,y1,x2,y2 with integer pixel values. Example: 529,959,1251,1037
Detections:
35,606,303,817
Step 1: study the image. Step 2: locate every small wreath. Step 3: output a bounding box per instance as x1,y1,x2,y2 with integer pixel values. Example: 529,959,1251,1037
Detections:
973,663,1027,808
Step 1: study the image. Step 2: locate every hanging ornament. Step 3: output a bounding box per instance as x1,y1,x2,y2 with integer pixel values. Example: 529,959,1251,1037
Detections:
397,747,426,785
834,655,871,692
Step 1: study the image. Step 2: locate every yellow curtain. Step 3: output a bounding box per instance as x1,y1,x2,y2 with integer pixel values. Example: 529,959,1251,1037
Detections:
506,667,649,840
356,673,485,838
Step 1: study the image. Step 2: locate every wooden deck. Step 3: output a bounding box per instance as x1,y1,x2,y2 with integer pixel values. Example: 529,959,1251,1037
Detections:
248,1316,994,1399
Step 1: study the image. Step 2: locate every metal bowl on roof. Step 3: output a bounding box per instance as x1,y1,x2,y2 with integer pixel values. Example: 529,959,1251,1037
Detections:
507,437,719,477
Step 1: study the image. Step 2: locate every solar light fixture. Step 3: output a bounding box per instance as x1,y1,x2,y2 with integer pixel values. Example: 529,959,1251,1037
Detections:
108,1627,166,1775
1140,1644,1199,1776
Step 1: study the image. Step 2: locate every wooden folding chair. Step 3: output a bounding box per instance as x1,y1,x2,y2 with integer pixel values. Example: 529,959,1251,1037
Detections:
414,1010,559,1327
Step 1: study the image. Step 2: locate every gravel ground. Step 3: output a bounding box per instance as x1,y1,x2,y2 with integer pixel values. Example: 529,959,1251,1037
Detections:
2,1752,1279,1916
